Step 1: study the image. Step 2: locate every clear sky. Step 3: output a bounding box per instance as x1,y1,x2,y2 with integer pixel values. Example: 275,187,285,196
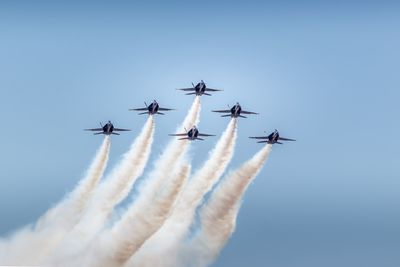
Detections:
0,1,399,266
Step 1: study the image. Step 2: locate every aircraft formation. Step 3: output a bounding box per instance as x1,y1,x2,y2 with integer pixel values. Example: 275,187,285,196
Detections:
85,80,295,144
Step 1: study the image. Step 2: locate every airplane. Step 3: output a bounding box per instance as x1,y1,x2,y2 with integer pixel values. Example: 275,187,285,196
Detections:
212,102,258,118
129,100,174,115
249,129,295,144
84,121,131,135
169,126,216,141
177,80,222,96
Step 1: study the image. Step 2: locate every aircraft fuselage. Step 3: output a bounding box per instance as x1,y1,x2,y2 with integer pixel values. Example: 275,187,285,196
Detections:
230,104,242,117
268,130,280,144
194,81,206,95
187,127,199,140
103,122,114,135
147,101,160,115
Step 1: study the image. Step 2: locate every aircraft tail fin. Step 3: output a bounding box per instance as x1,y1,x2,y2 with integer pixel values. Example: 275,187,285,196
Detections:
203,93,212,96
111,132,120,135
239,115,247,118
257,140,268,143
138,112,148,115
196,137,205,141
94,132,104,135
221,114,231,117
186,92,197,95
157,112,165,115
178,137,190,140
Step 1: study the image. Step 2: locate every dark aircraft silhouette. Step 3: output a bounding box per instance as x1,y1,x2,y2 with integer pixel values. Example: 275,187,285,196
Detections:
169,126,216,141
177,80,222,96
212,102,258,118
85,121,131,135
249,129,295,144
129,100,174,115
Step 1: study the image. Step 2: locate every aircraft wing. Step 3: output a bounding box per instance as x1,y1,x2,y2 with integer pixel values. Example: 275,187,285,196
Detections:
129,107,148,111
177,88,195,91
212,109,231,113
241,110,259,115
113,128,131,131
205,88,222,92
198,133,216,137
278,137,296,141
169,133,187,136
249,136,269,139
85,128,103,131
158,107,174,111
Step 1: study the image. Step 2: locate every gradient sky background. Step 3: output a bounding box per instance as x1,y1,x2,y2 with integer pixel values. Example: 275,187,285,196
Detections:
0,1,399,266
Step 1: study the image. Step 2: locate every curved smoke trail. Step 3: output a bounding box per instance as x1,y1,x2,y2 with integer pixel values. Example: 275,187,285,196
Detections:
182,144,272,267
129,118,238,267
37,136,111,230
93,96,201,265
0,136,111,265
47,116,155,265
181,96,201,131
0,95,274,267
83,163,191,267
50,97,200,264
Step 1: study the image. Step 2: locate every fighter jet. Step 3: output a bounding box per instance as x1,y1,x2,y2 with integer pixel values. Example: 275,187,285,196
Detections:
169,126,216,141
212,102,258,118
129,100,174,115
249,129,295,144
84,121,131,135
177,80,222,96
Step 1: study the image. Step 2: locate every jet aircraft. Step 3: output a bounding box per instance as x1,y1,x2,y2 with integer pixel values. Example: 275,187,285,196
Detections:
85,121,131,135
177,80,222,96
130,100,174,115
249,129,295,144
212,102,258,118
169,126,215,141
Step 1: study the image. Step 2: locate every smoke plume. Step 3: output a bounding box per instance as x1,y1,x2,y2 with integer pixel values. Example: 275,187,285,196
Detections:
0,136,111,265
47,116,155,264
82,163,191,267
80,96,202,266
0,97,276,267
129,118,238,267
182,144,272,267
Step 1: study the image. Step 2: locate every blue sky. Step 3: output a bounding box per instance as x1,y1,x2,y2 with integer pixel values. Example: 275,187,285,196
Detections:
0,1,399,266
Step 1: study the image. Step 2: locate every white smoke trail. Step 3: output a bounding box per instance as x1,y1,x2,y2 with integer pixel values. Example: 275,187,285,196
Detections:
181,96,201,131
129,118,238,267
50,97,200,266
46,116,155,265
86,97,201,266
82,163,191,267
37,136,111,230
0,136,111,265
182,144,272,267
